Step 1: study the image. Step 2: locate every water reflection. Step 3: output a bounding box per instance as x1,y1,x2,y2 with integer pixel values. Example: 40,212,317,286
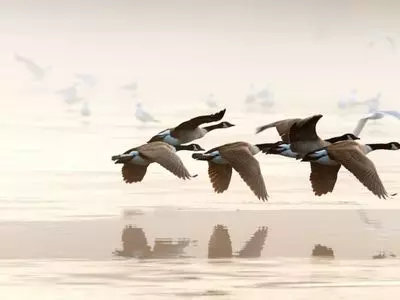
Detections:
113,225,193,259
311,244,335,258
208,224,268,259
113,224,268,259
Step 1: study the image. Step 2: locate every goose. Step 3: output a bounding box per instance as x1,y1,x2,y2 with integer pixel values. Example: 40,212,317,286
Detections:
192,142,272,201
14,53,50,81
147,109,234,146
353,110,400,136
135,102,159,124
301,140,399,198
112,142,204,183
255,116,359,158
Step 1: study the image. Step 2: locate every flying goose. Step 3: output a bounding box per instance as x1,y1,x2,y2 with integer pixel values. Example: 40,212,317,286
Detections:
135,102,159,124
112,142,204,183
147,109,234,146
192,141,272,201
301,141,400,198
255,116,359,158
256,115,360,197
353,110,400,136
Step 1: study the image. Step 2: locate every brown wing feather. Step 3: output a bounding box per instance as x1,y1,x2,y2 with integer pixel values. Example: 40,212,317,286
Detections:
208,162,232,193
256,118,301,143
328,144,388,199
309,163,341,196
289,114,322,143
139,143,192,180
121,164,148,183
220,145,268,201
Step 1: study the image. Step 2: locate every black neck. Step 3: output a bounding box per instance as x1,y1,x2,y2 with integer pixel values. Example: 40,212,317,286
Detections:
255,142,282,153
203,122,224,132
174,144,194,151
366,143,391,150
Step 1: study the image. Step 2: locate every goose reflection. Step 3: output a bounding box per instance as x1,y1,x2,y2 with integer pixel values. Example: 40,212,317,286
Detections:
113,225,192,259
208,224,268,259
311,244,335,258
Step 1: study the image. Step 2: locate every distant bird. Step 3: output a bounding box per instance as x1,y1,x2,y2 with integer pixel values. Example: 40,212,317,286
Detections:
75,73,97,87
55,84,82,105
192,141,272,201
245,84,257,104
135,102,159,124
81,101,90,117
353,110,400,136
148,109,234,146
14,53,50,81
203,93,218,108
367,33,397,55
353,92,382,113
112,142,204,183
257,86,275,108
302,140,399,199
338,89,358,110
121,81,138,92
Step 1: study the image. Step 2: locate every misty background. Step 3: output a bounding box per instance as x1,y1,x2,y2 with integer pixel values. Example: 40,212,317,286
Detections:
1,0,399,114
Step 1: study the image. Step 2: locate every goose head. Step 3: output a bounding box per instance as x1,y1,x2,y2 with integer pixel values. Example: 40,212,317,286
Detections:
175,143,205,152
390,142,400,150
220,121,235,129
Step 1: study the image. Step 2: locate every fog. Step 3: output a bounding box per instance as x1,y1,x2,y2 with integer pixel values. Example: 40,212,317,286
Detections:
1,0,399,115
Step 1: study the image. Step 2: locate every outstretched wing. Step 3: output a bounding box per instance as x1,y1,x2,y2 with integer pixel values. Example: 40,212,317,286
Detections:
139,143,192,179
174,109,226,131
221,145,268,201
329,144,388,199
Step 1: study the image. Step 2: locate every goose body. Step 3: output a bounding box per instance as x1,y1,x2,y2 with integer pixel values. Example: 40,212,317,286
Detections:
112,142,204,183
353,110,400,136
192,141,272,201
148,109,234,146
301,141,400,198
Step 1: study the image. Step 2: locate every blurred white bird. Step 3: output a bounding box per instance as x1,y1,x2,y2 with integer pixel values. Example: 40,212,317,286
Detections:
75,73,97,87
257,86,275,109
367,33,397,55
81,101,91,117
135,102,159,124
56,84,82,105
245,84,257,104
338,89,358,110
14,53,51,81
353,92,382,113
203,93,218,108
353,110,400,136
121,80,138,96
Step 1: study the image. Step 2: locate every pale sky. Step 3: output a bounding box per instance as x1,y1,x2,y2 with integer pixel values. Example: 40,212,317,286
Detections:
1,0,399,112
